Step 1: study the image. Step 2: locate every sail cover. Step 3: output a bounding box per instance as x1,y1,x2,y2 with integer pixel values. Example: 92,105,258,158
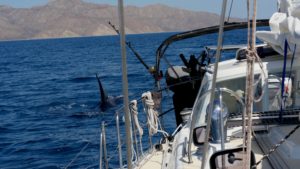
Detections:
256,0,300,56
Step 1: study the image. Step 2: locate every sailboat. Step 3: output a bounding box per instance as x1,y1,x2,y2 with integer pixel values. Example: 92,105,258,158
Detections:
100,0,300,168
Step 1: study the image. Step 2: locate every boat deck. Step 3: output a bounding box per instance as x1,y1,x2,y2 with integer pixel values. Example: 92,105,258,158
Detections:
135,151,163,169
136,139,272,169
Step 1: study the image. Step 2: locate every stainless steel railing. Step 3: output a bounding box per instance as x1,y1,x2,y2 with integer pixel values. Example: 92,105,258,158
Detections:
116,112,123,169
99,95,164,169
100,121,109,169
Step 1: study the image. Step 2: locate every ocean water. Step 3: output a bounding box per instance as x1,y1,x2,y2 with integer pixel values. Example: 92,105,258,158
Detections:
0,29,260,169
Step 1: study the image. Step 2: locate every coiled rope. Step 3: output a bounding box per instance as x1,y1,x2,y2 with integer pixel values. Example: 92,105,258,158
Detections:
130,100,145,158
130,100,144,136
142,91,168,137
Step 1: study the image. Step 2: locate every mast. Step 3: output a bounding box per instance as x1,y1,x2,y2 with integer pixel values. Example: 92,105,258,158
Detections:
201,0,228,168
117,0,132,169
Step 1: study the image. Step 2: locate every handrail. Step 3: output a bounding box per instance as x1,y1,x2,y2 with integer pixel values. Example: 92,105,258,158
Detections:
130,102,140,162
99,92,169,168
99,131,103,169
101,122,109,169
116,112,123,169
154,19,269,82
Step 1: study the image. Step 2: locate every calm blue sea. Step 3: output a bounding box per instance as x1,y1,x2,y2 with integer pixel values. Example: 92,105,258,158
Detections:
0,28,262,169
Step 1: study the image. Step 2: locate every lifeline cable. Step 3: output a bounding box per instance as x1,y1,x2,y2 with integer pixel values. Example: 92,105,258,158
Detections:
64,142,90,169
227,0,234,22
253,124,300,168
108,21,151,72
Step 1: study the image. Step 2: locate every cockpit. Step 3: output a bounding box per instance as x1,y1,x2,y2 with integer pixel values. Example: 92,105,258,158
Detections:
190,43,299,147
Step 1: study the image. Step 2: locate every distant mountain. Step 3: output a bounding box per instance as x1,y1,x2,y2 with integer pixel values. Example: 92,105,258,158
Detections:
0,0,223,40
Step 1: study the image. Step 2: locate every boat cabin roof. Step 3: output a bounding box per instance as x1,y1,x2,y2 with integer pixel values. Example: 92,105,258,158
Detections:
205,43,278,61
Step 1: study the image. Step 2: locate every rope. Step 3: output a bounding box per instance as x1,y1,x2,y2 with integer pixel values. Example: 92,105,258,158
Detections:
247,0,250,48
130,100,144,136
142,92,168,137
129,99,146,163
245,49,267,103
244,0,257,168
64,141,90,169
142,92,158,136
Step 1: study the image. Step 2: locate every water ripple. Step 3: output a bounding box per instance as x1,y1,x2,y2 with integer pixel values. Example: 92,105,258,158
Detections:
0,30,255,168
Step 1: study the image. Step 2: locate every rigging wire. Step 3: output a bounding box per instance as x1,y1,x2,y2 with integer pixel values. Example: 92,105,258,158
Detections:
199,0,228,168
107,21,151,73
227,0,234,22
64,141,90,169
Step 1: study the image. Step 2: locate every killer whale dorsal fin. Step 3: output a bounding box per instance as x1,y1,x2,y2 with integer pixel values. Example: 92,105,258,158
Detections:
96,73,108,103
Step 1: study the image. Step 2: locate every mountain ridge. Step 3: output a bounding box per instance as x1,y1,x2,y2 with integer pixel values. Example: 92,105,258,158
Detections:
0,0,222,40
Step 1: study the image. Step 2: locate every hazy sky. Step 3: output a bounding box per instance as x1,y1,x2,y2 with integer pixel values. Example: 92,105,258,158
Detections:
1,0,277,19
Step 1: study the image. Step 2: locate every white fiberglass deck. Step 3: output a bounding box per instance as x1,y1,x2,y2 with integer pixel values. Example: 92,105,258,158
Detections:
136,139,272,169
